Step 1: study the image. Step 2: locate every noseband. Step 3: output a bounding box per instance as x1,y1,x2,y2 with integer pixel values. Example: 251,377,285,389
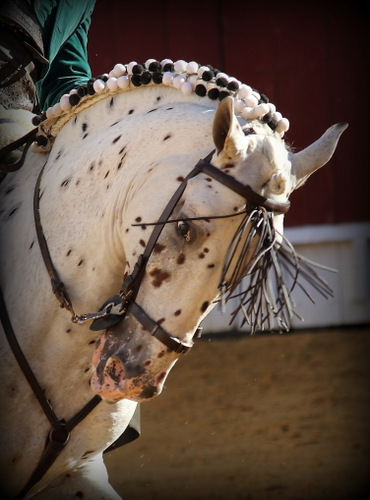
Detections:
33,149,290,355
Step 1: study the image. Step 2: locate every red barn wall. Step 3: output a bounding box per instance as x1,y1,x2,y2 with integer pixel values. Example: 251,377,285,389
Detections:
88,0,369,228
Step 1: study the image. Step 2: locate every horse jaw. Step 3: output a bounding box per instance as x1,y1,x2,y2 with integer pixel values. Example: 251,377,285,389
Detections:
290,122,348,189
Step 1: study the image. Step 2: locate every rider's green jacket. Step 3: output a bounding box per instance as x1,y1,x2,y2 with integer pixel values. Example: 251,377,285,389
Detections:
27,0,96,110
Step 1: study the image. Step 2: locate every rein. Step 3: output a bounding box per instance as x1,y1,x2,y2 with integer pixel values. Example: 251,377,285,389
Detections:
0,147,290,497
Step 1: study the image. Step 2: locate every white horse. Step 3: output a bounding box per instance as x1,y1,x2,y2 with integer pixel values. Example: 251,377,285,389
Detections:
0,59,347,498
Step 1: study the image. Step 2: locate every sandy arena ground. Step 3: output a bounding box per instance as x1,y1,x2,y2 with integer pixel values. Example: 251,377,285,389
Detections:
105,327,370,500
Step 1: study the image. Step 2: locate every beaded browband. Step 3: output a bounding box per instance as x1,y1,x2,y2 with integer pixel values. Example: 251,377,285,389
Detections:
34,58,290,143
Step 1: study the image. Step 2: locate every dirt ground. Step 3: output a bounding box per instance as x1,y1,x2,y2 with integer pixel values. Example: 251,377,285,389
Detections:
105,327,370,500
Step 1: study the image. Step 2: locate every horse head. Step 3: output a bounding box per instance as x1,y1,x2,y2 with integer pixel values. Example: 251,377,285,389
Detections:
90,96,347,403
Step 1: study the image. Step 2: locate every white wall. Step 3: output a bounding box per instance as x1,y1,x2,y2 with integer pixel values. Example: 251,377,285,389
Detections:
202,222,370,333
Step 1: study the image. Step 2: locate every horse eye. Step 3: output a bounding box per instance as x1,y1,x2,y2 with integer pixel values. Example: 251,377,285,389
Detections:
177,221,191,242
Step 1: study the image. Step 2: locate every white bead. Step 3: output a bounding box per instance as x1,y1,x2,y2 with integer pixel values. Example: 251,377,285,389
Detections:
174,60,187,73
181,81,193,95
252,90,261,101
93,79,105,93
51,102,62,117
45,107,54,119
238,84,252,99
106,77,118,91
162,72,174,85
186,61,199,74
254,103,270,118
117,75,129,89
272,111,282,123
173,75,185,89
244,94,259,107
161,58,173,67
241,106,253,120
109,63,126,78
275,118,290,134
268,102,276,114
60,94,72,111
234,99,245,113
127,61,137,75
216,72,228,80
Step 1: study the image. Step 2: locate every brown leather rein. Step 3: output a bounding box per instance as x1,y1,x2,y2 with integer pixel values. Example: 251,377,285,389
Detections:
0,147,290,497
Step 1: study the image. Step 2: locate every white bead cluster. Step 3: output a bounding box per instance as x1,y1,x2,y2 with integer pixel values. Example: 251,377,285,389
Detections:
41,58,290,136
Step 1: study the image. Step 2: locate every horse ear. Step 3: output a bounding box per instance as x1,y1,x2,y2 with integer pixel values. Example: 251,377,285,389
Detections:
291,122,348,188
212,96,246,162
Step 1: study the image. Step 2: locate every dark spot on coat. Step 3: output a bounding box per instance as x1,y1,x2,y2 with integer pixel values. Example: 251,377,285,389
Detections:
128,109,134,115
88,339,95,345
61,178,70,188
117,160,123,170
109,97,114,107
157,318,165,325
139,239,146,247
66,249,72,256
177,176,184,182
112,135,121,144
82,450,95,459
104,170,110,179
205,177,213,182
154,243,166,254
157,372,166,383
147,108,158,113
199,253,205,259
82,133,88,139
177,253,186,265
78,259,84,266
144,360,151,366
135,217,142,222
149,268,171,287
89,163,94,172
201,301,209,313
119,145,126,155
204,248,209,253
163,134,172,141
66,328,72,333
207,263,215,268
174,309,182,316
8,207,18,217
166,107,174,110
29,241,34,249
55,149,63,160
5,186,15,195
82,123,88,132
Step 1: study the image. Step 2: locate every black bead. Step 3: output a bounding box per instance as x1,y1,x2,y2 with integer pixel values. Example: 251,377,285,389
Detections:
69,93,80,106
32,115,42,126
227,81,239,91
219,90,230,101
131,74,142,86
262,112,273,124
77,86,87,97
207,87,219,100
87,81,95,95
35,135,48,146
216,77,228,87
163,63,174,72
152,72,163,84
140,71,152,84
98,74,108,82
132,64,144,75
195,84,207,97
260,93,269,103
202,70,214,82
149,61,162,72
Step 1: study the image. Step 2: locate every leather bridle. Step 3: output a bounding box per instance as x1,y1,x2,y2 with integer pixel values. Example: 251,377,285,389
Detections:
0,145,290,497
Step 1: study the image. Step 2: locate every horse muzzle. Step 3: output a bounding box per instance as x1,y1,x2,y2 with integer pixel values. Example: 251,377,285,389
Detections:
90,317,178,402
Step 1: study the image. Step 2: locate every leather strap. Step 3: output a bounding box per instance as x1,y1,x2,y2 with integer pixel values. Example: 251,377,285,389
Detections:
0,286,102,498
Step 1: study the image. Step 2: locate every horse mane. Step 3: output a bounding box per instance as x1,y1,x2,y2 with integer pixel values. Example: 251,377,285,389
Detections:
34,58,290,147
